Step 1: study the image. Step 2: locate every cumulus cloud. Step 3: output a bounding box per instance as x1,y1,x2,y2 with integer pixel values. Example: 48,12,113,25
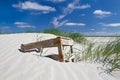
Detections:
100,23,120,27
65,22,86,26
93,10,112,18
12,1,56,14
14,22,35,28
46,0,65,3
52,0,90,28
94,10,111,15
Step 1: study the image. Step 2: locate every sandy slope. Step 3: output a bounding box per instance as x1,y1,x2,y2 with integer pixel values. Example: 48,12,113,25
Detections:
0,33,119,80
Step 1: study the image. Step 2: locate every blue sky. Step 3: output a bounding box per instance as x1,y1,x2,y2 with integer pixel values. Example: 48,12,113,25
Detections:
0,0,120,36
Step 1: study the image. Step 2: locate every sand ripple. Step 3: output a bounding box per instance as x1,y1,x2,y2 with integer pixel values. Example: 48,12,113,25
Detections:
0,33,118,80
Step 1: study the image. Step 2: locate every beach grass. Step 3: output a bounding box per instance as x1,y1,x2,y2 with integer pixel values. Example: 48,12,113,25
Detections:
101,38,120,72
44,28,86,44
82,37,120,72
43,28,120,72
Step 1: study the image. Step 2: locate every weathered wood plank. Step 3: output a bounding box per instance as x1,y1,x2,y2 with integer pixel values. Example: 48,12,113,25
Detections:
20,37,73,62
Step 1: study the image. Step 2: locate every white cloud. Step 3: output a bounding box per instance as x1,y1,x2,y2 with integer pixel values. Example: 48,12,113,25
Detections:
94,10,111,15
80,14,85,16
101,23,120,27
52,0,90,27
30,11,50,15
46,0,65,3
90,29,95,31
59,20,68,27
12,1,56,14
65,22,86,26
58,15,66,19
16,25,35,28
52,18,59,27
93,10,112,18
14,22,27,25
52,18,68,28
64,0,90,15
14,22,35,28
66,4,90,13
79,4,91,9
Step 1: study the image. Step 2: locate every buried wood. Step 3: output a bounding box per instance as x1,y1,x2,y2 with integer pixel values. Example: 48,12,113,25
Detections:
20,37,73,62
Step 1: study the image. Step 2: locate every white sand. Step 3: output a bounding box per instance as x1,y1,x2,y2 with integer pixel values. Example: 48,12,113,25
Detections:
0,33,119,80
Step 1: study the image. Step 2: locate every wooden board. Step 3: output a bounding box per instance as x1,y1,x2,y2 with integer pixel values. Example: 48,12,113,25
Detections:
20,37,73,62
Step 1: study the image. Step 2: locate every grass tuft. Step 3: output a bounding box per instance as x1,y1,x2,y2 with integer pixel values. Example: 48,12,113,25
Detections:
82,37,120,72
44,28,86,44
43,28,120,72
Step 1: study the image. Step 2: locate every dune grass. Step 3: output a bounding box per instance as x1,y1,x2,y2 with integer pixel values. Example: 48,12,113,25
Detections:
82,37,120,72
44,28,86,44
44,28,62,36
43,28,120,72
101,38,120,72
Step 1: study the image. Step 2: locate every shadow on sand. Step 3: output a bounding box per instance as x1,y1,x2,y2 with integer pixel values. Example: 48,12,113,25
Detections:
18,49,40,53
32,54,61,61
19,49,64,62
45,54,60,61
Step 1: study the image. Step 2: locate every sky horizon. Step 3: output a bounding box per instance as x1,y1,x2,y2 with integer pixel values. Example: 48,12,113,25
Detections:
0,0,120,36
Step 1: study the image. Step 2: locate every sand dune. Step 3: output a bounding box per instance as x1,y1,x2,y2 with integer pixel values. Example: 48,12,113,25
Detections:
0,33,119,80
